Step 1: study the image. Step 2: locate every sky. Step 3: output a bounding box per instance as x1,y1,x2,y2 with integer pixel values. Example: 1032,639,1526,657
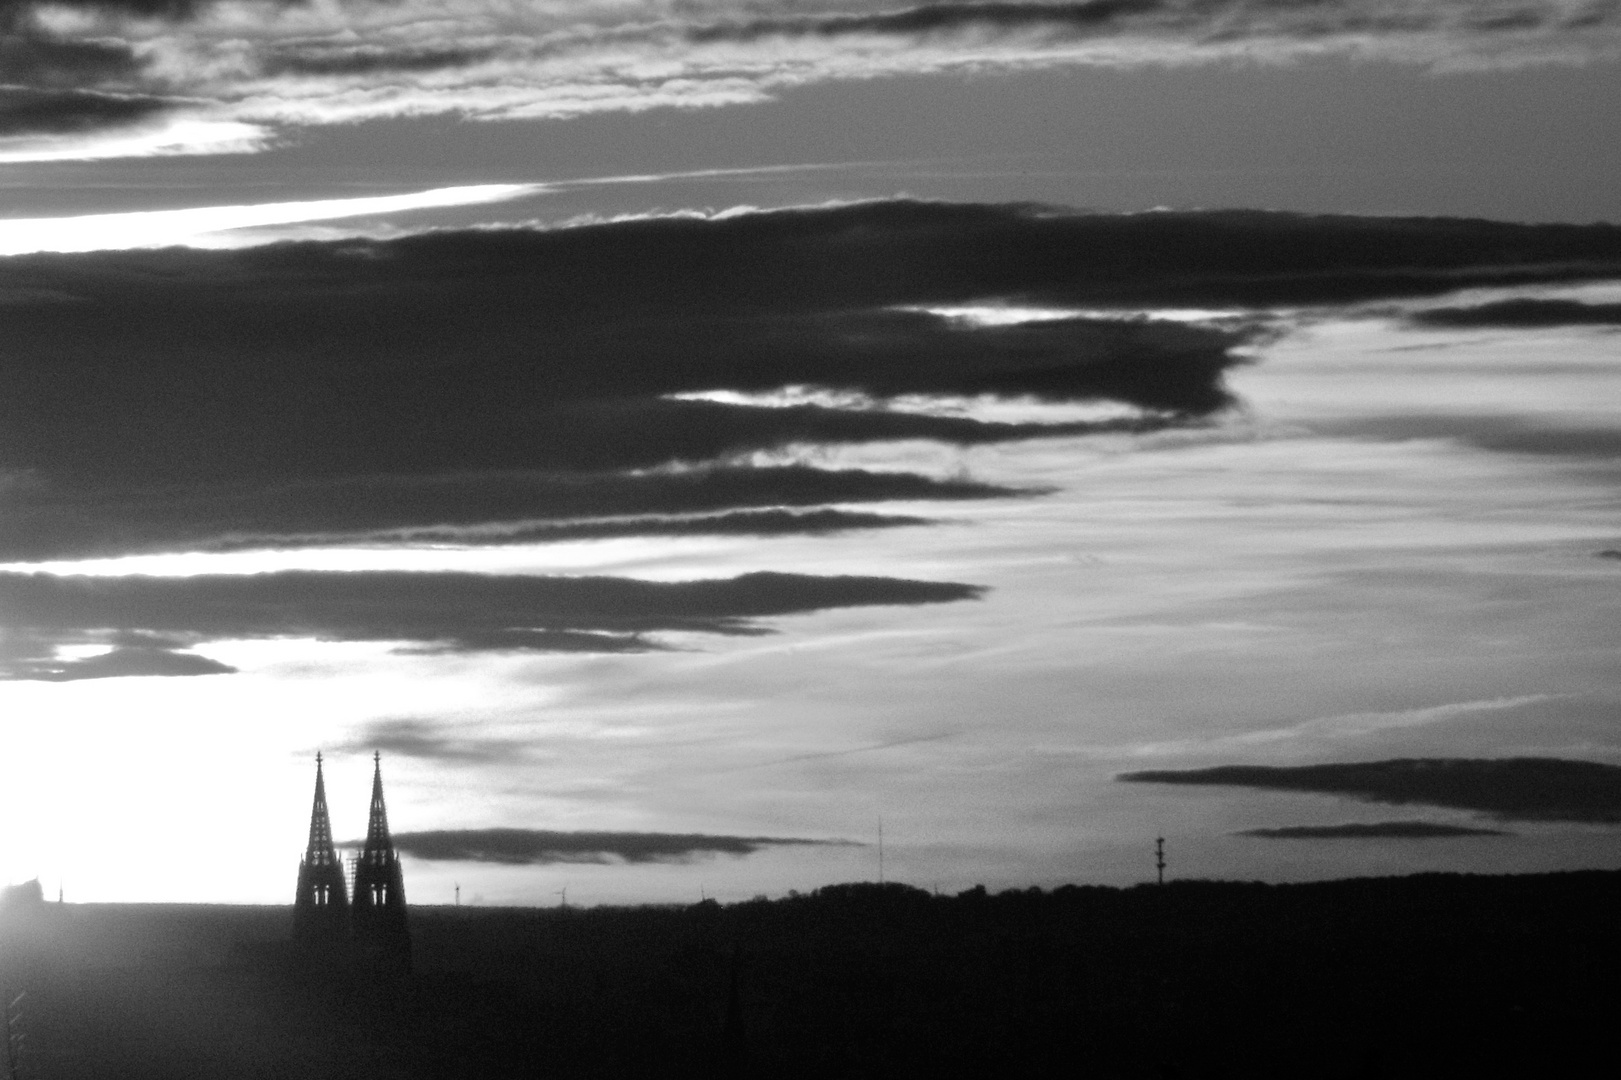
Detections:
1,0,1620,906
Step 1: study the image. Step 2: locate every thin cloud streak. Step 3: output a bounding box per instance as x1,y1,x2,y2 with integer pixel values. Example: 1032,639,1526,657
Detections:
721,729,959,772
1237,821,1511,839
1123,694,1564,757
376,828,858,866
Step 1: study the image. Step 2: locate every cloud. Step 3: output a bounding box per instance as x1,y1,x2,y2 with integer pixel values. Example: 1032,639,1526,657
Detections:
0,568,986,677
1119,758,1621,823
259,44,501,77
0,204,1255,417
0,115,268,162
0,88,175,137
203,508,938,553
683,0,1621,49
5,202,1621,561
9,1,1621,153
1127,695,1559,757
334,718,532,765
0,32,142,87
1410,298,1621,327
684,0,1163,44
0,465,1018,561
0,628,237,681
0,201,1298,560
3,0,212,17
1236,821,1511,839
1314,414,1621,462
375,827,856,865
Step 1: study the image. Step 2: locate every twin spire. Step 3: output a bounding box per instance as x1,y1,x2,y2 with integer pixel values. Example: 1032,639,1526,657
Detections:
360,751,393,870
292,752,411,970
304,752,339,869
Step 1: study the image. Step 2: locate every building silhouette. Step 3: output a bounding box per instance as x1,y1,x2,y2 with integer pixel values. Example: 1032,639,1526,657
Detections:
292,752,350,943
292,752,410,971
352,752,412,970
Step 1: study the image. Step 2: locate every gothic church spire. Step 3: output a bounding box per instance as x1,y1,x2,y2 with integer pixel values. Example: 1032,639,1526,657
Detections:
352,752,411,970
293,752,349,944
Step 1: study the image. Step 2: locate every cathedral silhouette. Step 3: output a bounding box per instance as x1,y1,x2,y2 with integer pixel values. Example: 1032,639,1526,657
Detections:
293,752,412,971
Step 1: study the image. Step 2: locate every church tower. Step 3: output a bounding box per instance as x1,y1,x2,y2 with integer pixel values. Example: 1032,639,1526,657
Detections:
351,752,411,970
292,752,350,944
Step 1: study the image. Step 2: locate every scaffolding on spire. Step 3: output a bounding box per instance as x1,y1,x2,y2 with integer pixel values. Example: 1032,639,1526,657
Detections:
292,752,350,945
351,752,411,971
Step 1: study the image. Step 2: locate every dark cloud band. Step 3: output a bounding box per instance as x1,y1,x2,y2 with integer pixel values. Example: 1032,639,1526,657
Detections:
686,0,1161,43
3,203,1617,562
5,204,1615,482
373,827,855,865
0,87,173,136
0,568,986,679
1237,821,1511,840
259,44,499,77
202,508,938,553
1410,298,1621,328
0,465,1019,561
1119,758,1621,823
0,34,144,87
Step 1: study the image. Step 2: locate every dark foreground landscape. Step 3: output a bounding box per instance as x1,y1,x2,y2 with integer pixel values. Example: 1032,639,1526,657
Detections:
4,871,1620,1079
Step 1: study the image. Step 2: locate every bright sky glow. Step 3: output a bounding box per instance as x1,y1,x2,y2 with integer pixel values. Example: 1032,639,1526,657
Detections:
4,309,1619,901
0,118,270,165
0,184,541,255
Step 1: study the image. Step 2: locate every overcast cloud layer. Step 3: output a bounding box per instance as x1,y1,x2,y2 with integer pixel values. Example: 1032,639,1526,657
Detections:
4,1,1621,159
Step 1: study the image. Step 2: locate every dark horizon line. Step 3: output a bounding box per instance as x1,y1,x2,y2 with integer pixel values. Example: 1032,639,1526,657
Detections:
19,865,1621,912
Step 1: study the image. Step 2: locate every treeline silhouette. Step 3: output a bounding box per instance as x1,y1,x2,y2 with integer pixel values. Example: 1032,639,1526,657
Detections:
3,872,1621,1078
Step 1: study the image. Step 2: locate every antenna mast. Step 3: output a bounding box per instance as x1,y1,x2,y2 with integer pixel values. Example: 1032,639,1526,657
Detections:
878,816,884,885
1155,837,1166,886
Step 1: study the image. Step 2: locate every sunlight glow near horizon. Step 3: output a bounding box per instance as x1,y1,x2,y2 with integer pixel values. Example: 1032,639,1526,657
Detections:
0,184,541,255
4,311,1621,902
